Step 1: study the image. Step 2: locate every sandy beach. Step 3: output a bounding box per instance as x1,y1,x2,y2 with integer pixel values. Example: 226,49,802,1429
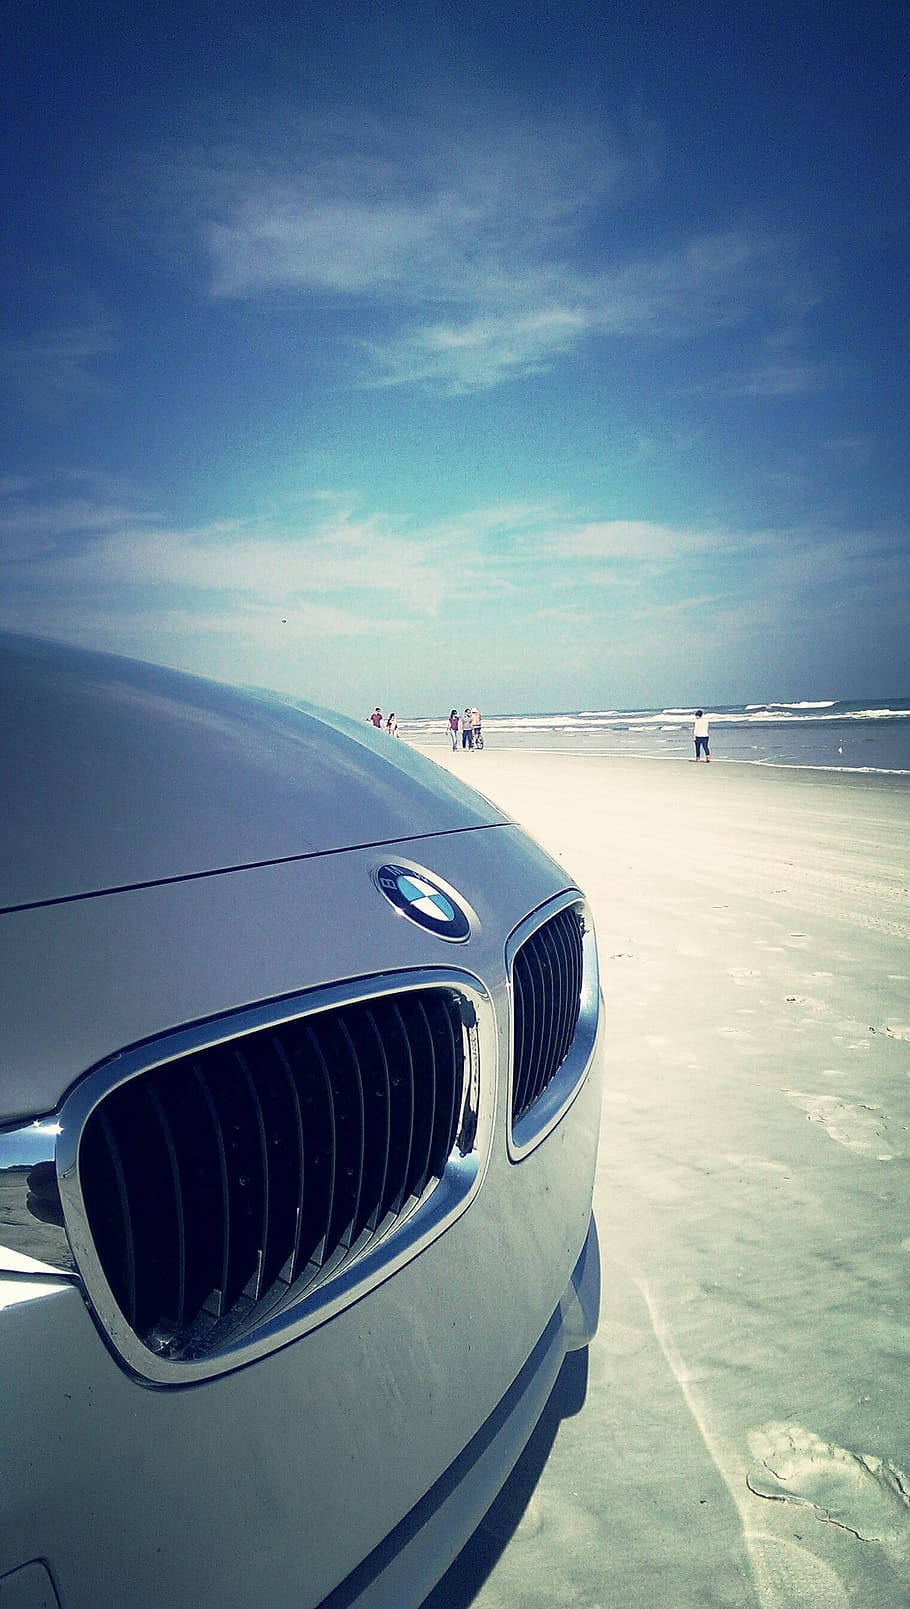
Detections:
413,748,910,1609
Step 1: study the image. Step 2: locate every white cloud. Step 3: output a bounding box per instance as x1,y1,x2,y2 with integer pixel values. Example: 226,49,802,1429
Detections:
709,361,830,397
556,519,728,562
136,108,809,392
187,112,626,309
361,227,800,392
10,477,902,677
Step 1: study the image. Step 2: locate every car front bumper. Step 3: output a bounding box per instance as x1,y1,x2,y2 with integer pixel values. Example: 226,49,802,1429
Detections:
323,1212,600,1609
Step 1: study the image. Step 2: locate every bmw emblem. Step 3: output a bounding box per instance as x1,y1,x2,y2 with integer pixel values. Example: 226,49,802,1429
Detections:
374,863,472,942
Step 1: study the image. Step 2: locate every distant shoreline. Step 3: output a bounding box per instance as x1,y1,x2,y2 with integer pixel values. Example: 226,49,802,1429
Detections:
409,742,910,793
401,699,910,775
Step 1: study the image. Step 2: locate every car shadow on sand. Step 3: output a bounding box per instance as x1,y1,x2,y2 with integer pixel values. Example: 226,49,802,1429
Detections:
421,1348,590,1608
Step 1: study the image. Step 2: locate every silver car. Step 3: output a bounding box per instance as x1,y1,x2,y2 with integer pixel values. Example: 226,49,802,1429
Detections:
0,636,603,1609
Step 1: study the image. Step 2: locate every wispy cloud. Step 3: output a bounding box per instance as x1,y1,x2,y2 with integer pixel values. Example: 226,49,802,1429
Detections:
6,474,900,625
554,518,729,563
136,108,809,393
710,361,830,397
4,472,906,706
362,226,798,392
194,113,631,303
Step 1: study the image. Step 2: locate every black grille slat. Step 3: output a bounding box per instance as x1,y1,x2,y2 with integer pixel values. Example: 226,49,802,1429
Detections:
268,1035,306,1283
525,945,545,1110
111,1078,182,1339
217,1046,266,1314
428,995,462,1173
349,1007,391,1236
308,1016,364,1272
146,1084,187,1332
568,912,583,1057
86,1110,137,1328
192,1064,231,1320
401,996,437,1202
512,907,584,1127
222,1038,307,1337
531,928,558,1109
549,912,575,1073
511,960,528,1117
513,949,540,1118
382,1003,416,1219
297,1023,337,1281
235,1051,270,1303
79,987,468,1364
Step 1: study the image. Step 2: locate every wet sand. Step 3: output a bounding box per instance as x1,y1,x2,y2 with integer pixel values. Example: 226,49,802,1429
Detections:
414,748,910,1609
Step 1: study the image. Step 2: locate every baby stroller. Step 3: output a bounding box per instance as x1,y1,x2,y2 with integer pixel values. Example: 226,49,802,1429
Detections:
473,725,484,750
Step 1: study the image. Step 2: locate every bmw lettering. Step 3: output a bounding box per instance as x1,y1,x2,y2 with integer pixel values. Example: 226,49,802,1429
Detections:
375,864,472,941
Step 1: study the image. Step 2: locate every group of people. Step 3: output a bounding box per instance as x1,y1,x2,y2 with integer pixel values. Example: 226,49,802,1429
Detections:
368,706,399,737
368,703,706,759
448,708,482,750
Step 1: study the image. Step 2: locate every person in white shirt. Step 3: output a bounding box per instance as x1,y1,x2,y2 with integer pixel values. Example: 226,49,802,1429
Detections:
693,709,710,762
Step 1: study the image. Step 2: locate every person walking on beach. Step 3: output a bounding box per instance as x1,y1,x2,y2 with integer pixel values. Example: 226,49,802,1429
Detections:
447,709,459,750
470,707,482,749
369,706,383,728
693,709,711,762
386,712,399,738
462,707,474,750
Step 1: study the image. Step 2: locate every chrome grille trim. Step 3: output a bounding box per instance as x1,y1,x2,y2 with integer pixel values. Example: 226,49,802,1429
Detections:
506,894,600,1161
52,970,492,1384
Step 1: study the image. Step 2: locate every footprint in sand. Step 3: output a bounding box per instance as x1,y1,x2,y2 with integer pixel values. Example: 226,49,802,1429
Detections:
724,1153,789,1175
783,1090,901,1159
747,1422,910,1579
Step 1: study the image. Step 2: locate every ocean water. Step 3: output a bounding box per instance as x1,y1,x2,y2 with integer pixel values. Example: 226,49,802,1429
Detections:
402,699,910,774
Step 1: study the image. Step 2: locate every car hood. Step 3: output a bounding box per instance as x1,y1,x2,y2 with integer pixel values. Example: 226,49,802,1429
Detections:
0,636,507,909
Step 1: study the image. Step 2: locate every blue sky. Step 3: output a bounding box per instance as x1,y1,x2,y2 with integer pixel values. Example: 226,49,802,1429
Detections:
2,0,908,715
